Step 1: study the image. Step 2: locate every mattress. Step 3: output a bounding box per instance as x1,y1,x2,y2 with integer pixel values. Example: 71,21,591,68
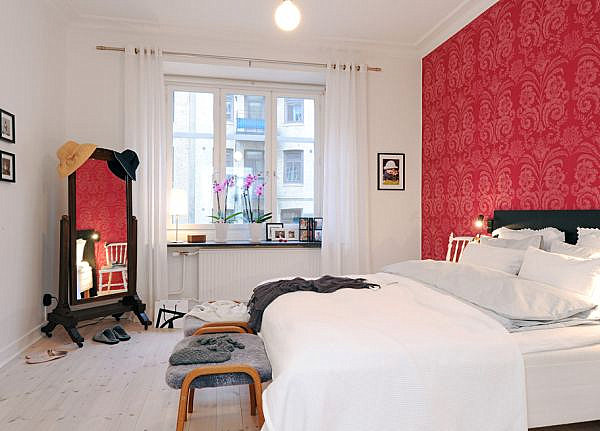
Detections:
514,326,600,428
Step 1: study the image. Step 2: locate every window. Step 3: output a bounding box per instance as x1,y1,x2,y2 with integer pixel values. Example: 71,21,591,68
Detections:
283,150,304,184
168,83,322,228
284,98,304,124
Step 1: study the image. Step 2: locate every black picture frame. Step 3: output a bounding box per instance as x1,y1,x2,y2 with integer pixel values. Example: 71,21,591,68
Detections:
0,150,15,183
265,222,284,241
377,152,405,191
0,109,15,144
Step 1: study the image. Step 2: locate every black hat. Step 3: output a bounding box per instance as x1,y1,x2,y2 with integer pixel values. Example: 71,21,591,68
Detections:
108,149,139,181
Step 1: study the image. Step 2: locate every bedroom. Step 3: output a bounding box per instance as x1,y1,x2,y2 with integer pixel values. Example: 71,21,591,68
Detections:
1,0,600,430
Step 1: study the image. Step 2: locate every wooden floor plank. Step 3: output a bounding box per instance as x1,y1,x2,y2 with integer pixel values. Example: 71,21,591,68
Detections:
0,321,598,431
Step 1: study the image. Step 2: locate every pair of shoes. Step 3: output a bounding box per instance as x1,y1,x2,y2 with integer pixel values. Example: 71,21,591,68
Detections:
92,325,131,345
25,349,68,364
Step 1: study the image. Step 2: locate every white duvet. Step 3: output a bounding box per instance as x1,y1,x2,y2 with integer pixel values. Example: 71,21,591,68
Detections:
260,272,528,431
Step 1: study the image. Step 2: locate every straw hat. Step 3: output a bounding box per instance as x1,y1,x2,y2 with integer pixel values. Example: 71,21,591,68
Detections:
56,141,97,177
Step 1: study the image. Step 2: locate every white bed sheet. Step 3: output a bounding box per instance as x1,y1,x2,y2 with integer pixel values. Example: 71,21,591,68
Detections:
260,273,527,431
515,326,600,428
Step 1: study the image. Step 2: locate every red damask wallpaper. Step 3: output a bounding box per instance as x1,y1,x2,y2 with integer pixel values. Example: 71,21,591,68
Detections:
76,159,127,286
422,0,600,259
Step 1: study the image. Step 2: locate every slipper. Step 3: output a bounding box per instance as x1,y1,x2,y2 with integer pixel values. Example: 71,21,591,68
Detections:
25,349,68,364
93,328,119,345
112,325,131,341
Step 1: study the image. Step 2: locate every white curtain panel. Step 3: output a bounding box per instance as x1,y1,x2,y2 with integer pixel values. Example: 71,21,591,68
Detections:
123,46,168,312
321,64,371,275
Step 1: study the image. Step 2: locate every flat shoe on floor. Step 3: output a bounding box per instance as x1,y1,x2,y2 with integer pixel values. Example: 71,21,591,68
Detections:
25,349,68,364
112,325,131,341
93,328,119,345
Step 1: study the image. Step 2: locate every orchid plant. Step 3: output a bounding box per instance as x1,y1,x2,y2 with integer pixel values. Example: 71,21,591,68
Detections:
209,176,242,223
242,174,272,223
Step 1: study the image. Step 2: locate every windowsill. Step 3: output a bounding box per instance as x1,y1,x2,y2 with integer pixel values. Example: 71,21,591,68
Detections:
167,240,321,249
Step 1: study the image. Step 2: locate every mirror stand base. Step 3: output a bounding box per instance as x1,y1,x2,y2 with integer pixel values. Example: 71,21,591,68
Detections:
42,296,152,347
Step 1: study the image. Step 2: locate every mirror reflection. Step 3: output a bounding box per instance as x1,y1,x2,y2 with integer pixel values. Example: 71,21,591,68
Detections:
75,158,128,299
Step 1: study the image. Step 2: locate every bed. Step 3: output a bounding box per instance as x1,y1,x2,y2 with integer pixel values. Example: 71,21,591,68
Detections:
258,210,600,431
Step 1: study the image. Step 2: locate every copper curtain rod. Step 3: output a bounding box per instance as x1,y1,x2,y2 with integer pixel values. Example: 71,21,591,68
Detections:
96,45,382,72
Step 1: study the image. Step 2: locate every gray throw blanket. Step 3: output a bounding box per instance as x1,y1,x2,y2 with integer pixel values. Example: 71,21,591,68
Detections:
248,275,380,332
169,335,245,366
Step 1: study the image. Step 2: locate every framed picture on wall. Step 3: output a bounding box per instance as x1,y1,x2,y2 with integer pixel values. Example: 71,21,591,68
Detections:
377,153,405,191
0,109,15,143
0,150,15,183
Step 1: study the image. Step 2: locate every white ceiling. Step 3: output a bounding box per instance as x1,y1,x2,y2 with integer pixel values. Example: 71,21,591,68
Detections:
60,0,480,48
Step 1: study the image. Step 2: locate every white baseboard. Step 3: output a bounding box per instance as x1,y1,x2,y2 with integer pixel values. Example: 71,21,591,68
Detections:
0,324,43,369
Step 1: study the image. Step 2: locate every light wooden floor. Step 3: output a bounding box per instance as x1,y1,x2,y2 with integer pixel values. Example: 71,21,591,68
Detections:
0,320,598,431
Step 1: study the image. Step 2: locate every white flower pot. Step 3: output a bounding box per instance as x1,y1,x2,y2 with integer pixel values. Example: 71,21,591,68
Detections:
214,223,228,243
249,223,264,243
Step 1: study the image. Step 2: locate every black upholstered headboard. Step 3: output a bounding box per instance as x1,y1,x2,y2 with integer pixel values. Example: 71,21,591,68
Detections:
492,210,600,245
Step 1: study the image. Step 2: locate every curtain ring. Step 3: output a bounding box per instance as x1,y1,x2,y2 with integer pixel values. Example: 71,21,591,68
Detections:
134,47,139,54
332,64,337,70
356,65,361,71
342,64,347,71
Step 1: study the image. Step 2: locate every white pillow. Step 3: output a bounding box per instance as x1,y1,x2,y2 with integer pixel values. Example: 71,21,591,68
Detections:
550,241,600,259
518,246,600,299
480,235,542,250
578,227,600,248
493,227,565,251
459,243,526,275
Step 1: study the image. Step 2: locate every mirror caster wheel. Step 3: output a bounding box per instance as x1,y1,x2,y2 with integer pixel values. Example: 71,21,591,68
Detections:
45,332,52,338
76,342,83,348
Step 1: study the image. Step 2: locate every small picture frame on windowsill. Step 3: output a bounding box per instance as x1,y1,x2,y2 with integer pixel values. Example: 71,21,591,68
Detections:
265,223,284,241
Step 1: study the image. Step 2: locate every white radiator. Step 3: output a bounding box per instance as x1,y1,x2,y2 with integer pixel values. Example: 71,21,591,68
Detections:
195,248,321,302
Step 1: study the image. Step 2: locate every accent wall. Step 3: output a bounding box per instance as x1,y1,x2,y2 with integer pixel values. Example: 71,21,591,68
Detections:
422,0,600,259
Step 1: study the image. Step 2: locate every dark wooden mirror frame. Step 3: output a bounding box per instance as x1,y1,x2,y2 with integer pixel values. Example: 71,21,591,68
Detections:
42,147,151,347
68,148,135,305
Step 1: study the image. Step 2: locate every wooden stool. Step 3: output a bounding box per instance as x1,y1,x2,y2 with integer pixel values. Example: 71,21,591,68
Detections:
166,326,271,431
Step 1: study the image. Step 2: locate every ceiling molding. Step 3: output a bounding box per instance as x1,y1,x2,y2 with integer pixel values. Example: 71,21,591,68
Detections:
69,14,418,58
415,0,498,57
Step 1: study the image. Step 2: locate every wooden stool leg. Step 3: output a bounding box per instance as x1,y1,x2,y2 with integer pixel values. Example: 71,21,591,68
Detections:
176,386,190,431
249,383,257,416
188,387,195,413
252,379,264,426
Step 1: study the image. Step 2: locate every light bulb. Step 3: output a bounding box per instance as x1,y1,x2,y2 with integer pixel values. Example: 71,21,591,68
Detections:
233,151,243,161
275,0,301,32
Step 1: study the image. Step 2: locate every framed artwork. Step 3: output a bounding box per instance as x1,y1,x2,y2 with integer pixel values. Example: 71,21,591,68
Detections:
272,228,287,240
285,228,299,240
265,223,284,241
377,153,405,191
1,151,15,183
0,110,15,143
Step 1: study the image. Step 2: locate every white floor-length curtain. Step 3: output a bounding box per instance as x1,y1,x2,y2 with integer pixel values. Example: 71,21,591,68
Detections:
124,46,168,314
321,63,371,275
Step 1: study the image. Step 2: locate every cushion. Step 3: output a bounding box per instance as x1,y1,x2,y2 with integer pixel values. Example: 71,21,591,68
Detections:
480,235,542,250
459,243,526,275
183,314,210,337
578,227,600,248
492,227,565,251
518,247,600,300
550,242,600,259
165,333,272,390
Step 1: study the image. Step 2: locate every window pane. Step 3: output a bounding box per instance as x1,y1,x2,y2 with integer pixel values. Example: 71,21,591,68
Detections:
276,97,315,222
172,91,214,224
225,94,266,223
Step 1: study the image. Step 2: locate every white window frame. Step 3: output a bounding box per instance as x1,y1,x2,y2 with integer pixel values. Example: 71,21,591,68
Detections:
165,76,324,234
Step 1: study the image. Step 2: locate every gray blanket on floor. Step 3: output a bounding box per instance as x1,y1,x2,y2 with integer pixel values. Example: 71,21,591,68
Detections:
248,275,380,332
169,335,245,366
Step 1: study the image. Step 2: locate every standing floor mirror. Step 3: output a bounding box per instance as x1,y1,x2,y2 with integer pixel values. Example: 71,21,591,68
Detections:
42,148,151,347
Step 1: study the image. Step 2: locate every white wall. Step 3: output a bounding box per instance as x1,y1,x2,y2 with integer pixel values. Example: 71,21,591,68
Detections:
0,0,67,366
64,25,421,301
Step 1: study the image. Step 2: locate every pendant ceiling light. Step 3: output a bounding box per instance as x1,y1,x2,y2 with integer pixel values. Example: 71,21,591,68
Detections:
275,0,301,32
